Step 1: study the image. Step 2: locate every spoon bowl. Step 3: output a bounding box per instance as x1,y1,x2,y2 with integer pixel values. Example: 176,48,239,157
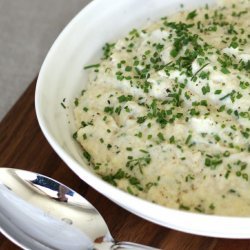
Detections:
0,168,158,250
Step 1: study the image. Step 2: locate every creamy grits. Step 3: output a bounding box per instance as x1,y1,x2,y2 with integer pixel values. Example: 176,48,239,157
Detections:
74,0,250,216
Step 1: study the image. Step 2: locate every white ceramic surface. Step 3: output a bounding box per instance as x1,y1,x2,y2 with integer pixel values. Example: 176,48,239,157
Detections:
35,0,250,238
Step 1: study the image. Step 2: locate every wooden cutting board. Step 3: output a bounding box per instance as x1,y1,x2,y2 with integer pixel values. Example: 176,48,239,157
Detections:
0,78,250,249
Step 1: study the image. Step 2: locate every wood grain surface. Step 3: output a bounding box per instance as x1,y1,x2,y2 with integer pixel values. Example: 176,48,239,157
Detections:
0,78,250,249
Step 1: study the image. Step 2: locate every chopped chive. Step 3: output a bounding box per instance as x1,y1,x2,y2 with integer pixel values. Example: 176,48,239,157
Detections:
61,102,66,109
84,63,100,70
219,91,234,101
221,67,230,74
157,132,165,142
186,10,197,20
191,63,210,81
185,134,192,145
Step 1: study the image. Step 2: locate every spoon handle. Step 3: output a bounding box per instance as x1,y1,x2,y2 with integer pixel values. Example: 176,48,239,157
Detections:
111,241,160,250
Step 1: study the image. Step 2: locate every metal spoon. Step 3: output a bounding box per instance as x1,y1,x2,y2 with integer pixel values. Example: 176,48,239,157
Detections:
0,168,159,250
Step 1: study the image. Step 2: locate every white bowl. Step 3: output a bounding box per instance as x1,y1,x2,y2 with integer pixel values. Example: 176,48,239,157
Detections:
35,0,250,238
